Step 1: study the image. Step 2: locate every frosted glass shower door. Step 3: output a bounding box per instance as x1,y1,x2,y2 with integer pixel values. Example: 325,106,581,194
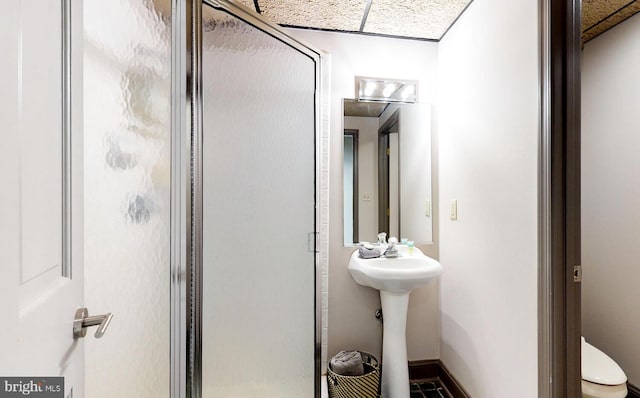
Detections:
83,1,172,397
201,5,317,398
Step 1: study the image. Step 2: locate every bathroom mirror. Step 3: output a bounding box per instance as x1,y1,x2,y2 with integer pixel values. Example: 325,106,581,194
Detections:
343,99,432,246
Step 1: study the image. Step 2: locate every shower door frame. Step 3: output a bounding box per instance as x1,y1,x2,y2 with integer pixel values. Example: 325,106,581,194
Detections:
171,1,324,397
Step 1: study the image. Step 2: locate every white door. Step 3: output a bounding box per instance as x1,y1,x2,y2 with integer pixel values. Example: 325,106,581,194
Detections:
0,1,85,396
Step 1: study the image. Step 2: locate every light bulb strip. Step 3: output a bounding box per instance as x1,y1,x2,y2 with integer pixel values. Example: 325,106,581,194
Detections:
357,77,418,103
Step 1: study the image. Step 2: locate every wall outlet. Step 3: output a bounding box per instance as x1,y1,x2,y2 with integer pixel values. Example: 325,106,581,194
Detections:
362,193,372,202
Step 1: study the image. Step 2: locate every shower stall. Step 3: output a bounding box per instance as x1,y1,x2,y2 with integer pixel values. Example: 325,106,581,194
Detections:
180,1,324,396
1,0,322,396
81,0,323,396
193,2,322,397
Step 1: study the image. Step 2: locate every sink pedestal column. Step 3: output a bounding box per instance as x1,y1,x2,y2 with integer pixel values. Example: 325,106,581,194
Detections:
380,290,410,398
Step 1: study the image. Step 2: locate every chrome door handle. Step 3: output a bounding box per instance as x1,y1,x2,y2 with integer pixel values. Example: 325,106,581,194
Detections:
73,308,113,338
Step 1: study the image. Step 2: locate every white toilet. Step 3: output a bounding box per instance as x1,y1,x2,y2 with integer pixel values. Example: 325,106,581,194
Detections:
582,336,628,398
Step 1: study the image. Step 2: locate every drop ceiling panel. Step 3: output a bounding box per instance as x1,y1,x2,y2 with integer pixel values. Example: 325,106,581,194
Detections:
363,0,471,40
237,0,256,10
582,0,640,43
257,0,369,31
582,0,631,28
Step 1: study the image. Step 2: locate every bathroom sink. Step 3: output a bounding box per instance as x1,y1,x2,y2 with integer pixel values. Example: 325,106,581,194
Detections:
348,247,442,293
348,246,442,397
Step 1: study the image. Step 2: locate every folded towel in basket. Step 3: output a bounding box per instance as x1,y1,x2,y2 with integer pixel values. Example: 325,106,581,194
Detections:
330,351,365,376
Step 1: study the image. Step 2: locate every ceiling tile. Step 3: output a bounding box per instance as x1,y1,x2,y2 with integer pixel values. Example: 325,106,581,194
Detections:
363,0,471,40
237,0,257,11
582,1,640,43
582,0,633,30
257,0,369,31
582,2,640,44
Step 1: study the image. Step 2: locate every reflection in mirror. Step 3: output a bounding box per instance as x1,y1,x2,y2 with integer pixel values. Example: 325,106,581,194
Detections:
343,130,358,245
343,99,432,246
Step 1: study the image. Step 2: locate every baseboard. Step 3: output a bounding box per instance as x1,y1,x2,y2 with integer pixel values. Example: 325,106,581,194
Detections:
628,382,640,398
407,359,440,380
409,359,471,398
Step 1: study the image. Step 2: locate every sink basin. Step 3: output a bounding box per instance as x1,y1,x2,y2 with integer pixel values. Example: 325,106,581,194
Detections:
348,246,442,398
348,247,442,293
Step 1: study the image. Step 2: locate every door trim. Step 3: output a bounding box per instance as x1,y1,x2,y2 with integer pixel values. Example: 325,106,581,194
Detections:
538,0,582,396
344,129,359,244
189,0,203,397
378,110,399,236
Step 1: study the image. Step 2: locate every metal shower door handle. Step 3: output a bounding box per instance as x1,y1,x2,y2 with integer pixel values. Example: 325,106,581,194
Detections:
73,307,113,339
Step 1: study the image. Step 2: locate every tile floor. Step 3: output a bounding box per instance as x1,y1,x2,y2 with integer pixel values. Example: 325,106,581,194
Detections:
321,376,451,398
408,380,451,398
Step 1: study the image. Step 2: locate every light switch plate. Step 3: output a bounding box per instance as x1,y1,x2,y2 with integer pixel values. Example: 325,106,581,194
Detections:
450,199,457,220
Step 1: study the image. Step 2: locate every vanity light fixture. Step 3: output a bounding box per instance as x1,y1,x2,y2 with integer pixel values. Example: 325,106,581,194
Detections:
382,83,397,98
364,82,376,97
357,77,418,103
400,84,415,100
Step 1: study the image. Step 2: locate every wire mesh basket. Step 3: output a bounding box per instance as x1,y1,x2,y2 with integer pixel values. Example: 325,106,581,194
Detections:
327,351,380,398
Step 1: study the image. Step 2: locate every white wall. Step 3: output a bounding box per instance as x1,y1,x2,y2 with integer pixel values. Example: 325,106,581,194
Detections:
582,13,640,387
437,0,539,396
287,28,441,365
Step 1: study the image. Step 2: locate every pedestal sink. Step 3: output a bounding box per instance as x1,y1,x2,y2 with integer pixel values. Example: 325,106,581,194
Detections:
348,246,442,398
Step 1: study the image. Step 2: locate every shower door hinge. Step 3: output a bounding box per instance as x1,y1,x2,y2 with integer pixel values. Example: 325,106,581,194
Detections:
573,265,582,283
308,232,319,253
